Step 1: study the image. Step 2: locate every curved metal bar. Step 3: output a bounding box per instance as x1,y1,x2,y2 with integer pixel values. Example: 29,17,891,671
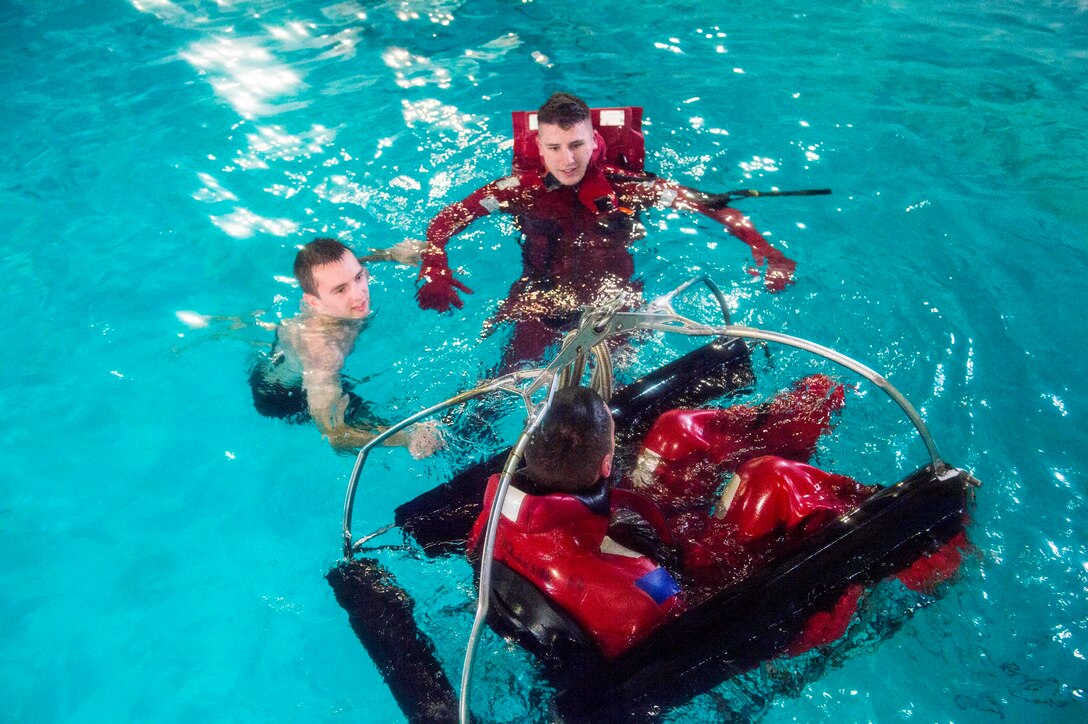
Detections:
350,523,396,551
598,313,945,471
339,305,639,557
340,370,543,558
721,326,943,469
455,316,945,721
589,343,614,402
646,274,732,325
577,278,943,469
459,374,560,724
342,275,944,556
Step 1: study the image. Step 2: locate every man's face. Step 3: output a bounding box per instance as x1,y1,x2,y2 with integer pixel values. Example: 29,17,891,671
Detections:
303,251,371,319
536,118,597,186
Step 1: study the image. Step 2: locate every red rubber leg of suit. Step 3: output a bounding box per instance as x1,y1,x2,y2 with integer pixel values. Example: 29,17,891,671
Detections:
630,375,845,511
494,318,562,373
719,456,857,542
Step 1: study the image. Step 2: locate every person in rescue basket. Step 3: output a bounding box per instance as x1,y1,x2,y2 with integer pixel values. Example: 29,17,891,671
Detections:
467,384,875,657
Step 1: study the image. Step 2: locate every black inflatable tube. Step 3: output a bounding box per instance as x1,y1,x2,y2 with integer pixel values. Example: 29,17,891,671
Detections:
549,465,972,722
326,559,460,724
394,336,754,557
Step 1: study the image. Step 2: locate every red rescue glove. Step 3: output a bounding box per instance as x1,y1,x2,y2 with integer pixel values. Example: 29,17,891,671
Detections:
415,249,473,312
747,246,797,292
716,205,797,293
761,248,797,292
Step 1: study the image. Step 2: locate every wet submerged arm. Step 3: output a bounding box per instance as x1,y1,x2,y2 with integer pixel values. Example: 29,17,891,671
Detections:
707,203,796,292
315,391,439,457
297,334,369,452
624,177,797,291
417,178,529,311
296,328,439,457
359,239,425,266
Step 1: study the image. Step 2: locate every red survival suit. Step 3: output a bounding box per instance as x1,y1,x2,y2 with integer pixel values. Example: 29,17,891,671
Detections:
468,476,685,658
417,108,795,369
469,375,878,659
628,374,875,590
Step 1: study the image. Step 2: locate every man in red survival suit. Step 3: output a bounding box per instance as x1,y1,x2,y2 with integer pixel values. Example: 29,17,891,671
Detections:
417,92,797,370
467,381,874,659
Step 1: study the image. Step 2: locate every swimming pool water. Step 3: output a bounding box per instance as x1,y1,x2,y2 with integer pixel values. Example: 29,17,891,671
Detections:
2,0,1087,721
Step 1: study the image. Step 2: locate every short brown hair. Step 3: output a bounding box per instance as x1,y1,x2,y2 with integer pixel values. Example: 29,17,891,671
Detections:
537,92,590,130
524,386,613,490
294,238,355,295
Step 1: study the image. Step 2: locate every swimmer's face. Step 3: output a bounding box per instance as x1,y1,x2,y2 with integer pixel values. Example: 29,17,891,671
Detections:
303,250,371,319
537,118,597,186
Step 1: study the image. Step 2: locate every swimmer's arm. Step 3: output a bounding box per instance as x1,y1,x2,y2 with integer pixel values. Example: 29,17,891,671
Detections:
305,374,437,456
641,177,797,292
359,239,425,266
314,394,440,458
176,309,277,332
294,332,372,451
298,338,439,457
424,178,524,252
416,179,523,311
298,354,387,452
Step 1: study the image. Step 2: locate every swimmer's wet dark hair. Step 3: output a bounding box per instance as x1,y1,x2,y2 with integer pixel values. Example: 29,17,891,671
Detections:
524,386,613,490
295,238,358,295
538,92,591,130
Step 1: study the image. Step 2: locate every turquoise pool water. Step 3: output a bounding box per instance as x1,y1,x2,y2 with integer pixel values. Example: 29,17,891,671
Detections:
3,0,1087,721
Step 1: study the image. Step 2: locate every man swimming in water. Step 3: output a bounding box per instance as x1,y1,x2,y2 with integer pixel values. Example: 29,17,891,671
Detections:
250,237,439,457
416,92,797,369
